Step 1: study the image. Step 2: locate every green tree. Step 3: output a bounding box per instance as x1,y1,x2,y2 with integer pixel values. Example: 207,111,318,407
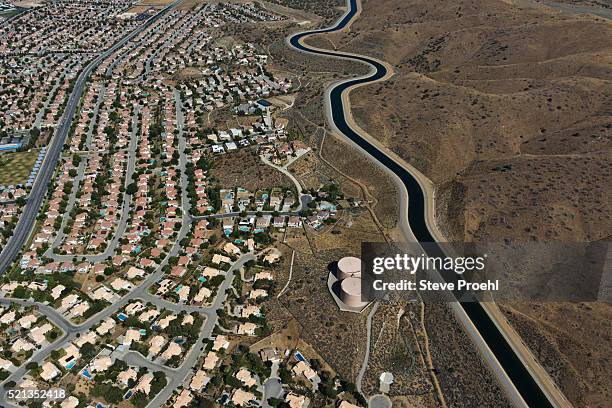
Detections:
126,182,138,195
12,286,27,299
25,362,38,370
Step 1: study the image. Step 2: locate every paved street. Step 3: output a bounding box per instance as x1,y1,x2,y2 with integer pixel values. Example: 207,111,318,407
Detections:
0,2,308,407
261,361,282,407
44,82,106,253
147,253,255,406
0,34,223,407
260,153,310,213
0,82,257,407
0,249,254,407
46,106,140,263
0,0,181,274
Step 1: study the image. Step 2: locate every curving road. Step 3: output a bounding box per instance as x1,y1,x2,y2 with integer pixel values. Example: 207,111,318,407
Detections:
45,105,140,263
0,0,182,274
287,1,563,407
0,252,254,408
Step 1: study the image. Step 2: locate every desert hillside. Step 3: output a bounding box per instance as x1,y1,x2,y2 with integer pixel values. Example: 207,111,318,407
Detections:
312,0,611,242
308,0,612,406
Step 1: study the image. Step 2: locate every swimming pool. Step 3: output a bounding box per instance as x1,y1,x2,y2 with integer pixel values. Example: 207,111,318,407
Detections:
294,351,306,362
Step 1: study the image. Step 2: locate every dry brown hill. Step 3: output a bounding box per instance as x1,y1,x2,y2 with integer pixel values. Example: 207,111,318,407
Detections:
308,0,612,406
314,0,611,242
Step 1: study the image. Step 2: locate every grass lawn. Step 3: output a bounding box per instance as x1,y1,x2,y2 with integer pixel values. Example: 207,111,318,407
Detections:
0,149,39,186
0,9,22,20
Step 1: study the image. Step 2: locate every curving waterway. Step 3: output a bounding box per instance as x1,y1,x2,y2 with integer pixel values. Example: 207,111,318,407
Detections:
288,0,554,407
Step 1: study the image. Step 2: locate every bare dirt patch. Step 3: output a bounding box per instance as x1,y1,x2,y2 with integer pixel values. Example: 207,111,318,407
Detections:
209,148,294,191
173,67,203,81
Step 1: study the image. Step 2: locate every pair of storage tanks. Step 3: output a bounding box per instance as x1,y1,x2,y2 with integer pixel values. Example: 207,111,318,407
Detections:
337,256,366,307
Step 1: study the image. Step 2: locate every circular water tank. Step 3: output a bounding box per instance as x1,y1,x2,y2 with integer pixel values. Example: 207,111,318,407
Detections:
340,277,366,307
337,256,362,279
380,371,394,385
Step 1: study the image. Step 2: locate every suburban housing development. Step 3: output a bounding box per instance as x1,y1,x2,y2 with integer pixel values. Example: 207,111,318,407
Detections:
0,1,364,407
0,0,610,408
